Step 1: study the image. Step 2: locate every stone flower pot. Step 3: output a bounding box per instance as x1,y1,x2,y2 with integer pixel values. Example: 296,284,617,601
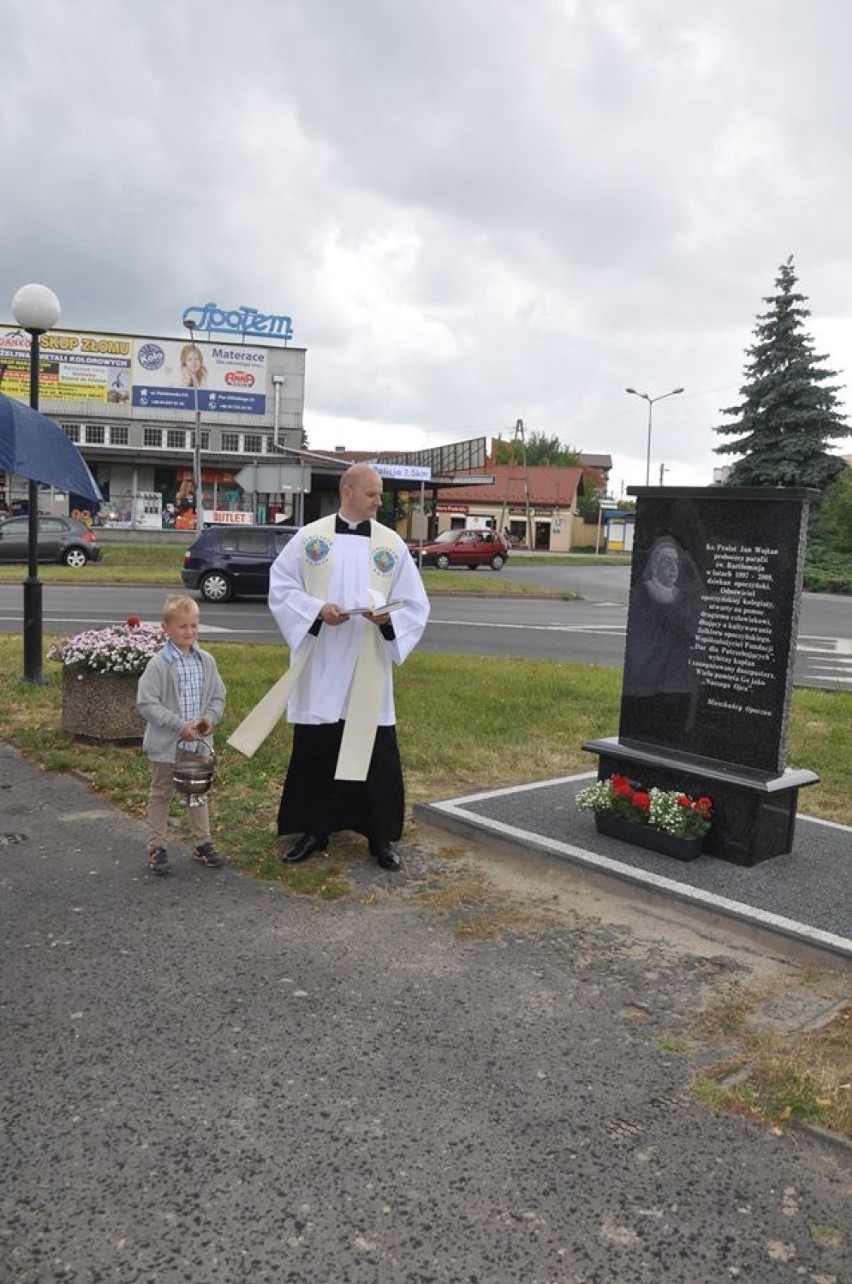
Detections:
594,812,705,861
61,665,144,742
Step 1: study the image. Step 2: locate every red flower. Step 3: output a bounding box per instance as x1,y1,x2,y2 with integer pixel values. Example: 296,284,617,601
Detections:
126,615,141,628
611,774,633,797
631,791,651,812
676,796,691,808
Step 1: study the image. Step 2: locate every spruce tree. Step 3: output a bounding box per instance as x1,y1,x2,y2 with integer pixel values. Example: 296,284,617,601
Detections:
714,256,847,489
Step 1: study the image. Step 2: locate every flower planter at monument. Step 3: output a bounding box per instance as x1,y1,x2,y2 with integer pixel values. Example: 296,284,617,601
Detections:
61,665,145,742
593,812,704,861
576,773,712,862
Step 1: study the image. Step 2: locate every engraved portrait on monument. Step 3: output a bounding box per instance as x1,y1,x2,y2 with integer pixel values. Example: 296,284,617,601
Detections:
620,534,704,750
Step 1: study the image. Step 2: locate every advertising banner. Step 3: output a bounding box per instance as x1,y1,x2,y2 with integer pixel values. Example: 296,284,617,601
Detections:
133,338,267,415
0,327,132,405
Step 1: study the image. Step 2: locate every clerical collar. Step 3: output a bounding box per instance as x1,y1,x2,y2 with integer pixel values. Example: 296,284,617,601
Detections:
335,513,371,536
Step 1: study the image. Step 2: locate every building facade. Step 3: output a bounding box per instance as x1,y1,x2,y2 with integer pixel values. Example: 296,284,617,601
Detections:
0,322,305,528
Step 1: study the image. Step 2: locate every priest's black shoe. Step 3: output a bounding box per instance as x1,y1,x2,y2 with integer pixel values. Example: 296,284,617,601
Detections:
371,843,402,871
281,834,327,864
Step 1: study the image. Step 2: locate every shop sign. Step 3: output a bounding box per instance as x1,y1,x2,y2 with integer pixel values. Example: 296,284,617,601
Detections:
181,303,293,341
437,503,468,514
211,510,254,525
0,326,132,406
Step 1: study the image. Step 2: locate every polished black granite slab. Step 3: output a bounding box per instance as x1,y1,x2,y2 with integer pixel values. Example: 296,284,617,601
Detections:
620,486,816,773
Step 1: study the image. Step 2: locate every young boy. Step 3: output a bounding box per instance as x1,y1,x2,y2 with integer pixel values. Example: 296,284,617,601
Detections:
137,594,226,875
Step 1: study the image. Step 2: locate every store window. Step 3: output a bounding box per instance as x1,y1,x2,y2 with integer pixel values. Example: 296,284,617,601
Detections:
167,429,187,450
144,427,163,448
221,432,239,452
85,424,105,444
243,434,262,454
61,423,80,442
110,425,129,446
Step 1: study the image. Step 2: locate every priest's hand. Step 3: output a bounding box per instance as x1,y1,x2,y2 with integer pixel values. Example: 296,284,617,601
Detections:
366,610,391,626
320,602,349,626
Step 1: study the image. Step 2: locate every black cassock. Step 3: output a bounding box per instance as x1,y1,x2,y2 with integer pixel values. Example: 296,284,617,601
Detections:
277,722,404,846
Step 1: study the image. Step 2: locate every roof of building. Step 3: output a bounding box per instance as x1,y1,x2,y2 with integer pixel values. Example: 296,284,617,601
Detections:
437,464,599,506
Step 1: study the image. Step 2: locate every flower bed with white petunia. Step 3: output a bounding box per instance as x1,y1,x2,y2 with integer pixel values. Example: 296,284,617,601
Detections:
49,617,165,741
48,616,164,678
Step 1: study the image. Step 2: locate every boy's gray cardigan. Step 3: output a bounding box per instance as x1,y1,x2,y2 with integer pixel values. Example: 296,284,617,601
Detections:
136,647,226,763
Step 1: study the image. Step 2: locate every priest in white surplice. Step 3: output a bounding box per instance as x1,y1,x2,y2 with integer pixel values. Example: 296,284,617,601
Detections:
268,465,430,870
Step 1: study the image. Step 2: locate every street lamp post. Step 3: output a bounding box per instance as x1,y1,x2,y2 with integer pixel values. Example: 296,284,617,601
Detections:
625,386,684,486
11,283,61,683
183,317,203,530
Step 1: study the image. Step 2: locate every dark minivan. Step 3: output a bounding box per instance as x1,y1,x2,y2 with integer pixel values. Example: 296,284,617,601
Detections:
181,524,299,602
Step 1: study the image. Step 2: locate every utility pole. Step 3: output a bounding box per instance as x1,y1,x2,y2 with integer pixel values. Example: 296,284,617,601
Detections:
497,419,533,548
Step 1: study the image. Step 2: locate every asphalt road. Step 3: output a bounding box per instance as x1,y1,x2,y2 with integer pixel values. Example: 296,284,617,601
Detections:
1,565,850,689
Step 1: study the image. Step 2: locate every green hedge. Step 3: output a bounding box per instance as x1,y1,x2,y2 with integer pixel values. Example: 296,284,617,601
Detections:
803,546,852,594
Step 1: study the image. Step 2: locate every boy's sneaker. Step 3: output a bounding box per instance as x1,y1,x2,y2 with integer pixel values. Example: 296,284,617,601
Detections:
148,848,171,876
194,841,225,869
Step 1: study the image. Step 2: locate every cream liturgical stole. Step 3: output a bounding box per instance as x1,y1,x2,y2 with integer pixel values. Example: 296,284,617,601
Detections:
227,516,396,781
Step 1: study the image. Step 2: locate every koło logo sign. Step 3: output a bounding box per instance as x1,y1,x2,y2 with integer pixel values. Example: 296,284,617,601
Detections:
137,343,165,371
224,370,256,387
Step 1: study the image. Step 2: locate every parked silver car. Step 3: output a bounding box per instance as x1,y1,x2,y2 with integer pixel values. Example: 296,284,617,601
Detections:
0,515,103,567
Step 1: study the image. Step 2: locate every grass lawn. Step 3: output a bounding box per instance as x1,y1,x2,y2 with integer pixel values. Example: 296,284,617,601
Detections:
3,632,850,837
0,542,625,593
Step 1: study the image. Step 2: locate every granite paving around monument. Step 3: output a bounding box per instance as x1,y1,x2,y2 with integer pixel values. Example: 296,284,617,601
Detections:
415,772,852,964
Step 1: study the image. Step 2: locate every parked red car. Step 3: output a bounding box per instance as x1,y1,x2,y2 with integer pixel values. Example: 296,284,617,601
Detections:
410,528,509,571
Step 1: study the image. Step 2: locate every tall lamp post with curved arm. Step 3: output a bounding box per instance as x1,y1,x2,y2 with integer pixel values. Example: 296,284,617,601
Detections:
625,386,684,486
11,283,62,683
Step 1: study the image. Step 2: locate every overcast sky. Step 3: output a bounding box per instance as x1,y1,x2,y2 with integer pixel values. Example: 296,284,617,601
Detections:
3,0,851,493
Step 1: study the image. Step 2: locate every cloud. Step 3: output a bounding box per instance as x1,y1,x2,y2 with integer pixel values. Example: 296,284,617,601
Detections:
2,0,850,489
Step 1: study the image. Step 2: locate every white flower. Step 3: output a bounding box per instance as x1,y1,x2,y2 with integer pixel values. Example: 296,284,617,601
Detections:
48,619,164,677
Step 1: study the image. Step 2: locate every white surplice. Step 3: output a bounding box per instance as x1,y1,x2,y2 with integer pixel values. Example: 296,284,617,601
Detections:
268,523,430,726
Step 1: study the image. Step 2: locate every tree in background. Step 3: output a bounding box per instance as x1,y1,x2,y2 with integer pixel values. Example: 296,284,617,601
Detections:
810,468,852,553
492,432,582,467
714,256,847,489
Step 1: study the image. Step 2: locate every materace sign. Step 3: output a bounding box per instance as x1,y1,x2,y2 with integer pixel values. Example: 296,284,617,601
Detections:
133,338,267,415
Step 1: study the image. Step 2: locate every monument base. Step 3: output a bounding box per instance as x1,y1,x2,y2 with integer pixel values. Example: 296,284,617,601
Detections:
583,736,819,867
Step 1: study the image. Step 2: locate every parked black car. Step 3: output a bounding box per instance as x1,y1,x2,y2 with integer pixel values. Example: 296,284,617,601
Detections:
0,515,102,566
181,524,300,602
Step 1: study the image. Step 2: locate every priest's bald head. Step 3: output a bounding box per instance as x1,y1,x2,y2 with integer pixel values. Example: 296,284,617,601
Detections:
340,464,383,524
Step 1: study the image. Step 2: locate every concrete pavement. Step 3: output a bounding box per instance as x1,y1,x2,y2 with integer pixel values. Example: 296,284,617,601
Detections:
1,742,850,1283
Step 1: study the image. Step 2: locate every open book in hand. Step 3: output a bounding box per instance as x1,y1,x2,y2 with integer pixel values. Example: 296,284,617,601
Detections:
343,601,405,616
